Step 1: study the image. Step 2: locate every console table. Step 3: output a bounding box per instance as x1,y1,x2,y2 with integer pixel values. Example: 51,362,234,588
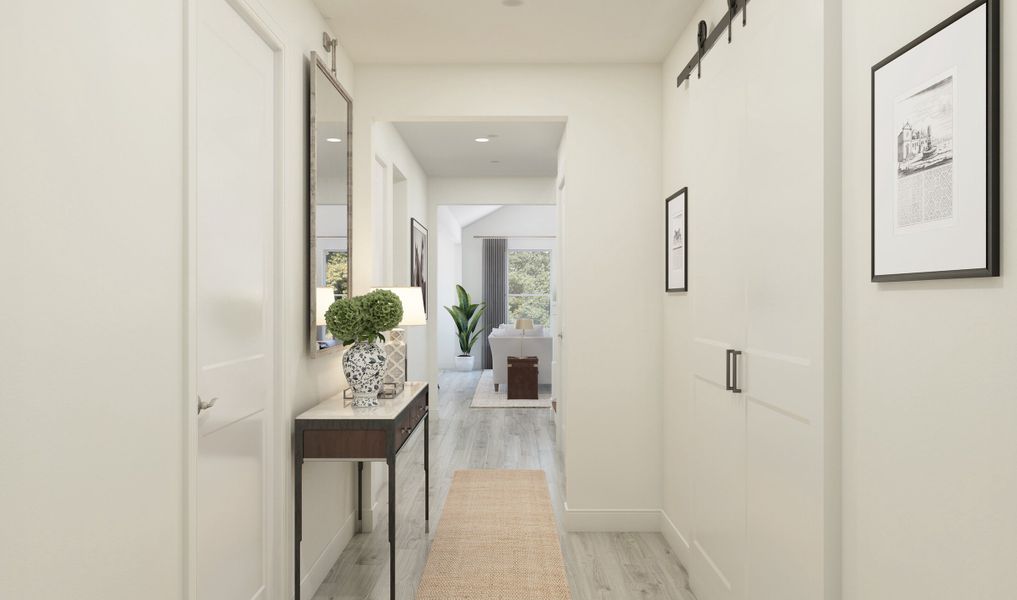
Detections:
294,382,429,600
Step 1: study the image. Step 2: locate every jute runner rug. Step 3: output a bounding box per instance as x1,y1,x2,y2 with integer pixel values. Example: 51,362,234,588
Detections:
416,470,571,599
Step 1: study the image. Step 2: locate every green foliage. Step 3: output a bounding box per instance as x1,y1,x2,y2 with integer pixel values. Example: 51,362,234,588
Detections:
325,289,404,346
508,250,550,294
508,295,551,324
325,251,348,298
507,250,551,325
360,290,403,332
444,285,486,356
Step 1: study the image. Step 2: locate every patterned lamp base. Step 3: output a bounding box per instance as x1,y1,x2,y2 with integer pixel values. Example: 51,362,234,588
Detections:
384,328,407,384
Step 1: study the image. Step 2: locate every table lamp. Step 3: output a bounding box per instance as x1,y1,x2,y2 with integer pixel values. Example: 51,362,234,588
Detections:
515,318,534,331
316,287,336,335
373,287,426,384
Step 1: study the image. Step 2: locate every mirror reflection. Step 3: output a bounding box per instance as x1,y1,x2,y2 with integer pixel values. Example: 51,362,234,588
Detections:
310,52,352,354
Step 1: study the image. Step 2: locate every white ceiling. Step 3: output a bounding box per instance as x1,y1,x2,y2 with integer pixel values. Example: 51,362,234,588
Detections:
313,0,702,64
316,121,348,179
443,205,503,228
392,121,565,177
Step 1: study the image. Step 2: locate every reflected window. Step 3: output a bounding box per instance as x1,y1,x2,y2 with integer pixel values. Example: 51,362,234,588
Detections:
325,250,348,299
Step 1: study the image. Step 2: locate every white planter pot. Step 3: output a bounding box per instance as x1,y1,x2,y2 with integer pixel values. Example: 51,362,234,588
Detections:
454,355,475,372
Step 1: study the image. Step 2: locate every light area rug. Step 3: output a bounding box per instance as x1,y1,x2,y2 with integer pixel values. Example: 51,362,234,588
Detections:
415,470,571,600
470,369,553,409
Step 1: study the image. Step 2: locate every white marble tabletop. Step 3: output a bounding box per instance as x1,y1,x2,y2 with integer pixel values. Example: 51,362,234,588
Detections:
295,382,427,421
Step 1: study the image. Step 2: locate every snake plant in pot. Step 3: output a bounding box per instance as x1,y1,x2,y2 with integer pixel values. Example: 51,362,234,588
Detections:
444,285,486,371
325,289,403,406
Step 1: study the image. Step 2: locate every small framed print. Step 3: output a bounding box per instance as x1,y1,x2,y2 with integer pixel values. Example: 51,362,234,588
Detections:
871,0,999,282
410,218,428,314
666,188,688,293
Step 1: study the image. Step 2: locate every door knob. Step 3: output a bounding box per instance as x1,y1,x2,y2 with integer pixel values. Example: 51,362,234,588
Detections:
197,395,218,414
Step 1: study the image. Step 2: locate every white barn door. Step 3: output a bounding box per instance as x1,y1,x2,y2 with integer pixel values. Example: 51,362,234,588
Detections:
687,58,748,600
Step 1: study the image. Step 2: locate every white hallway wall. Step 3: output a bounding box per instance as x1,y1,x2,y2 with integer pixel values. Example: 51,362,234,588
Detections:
354,67,663,519
0,0,361,598
370,122,428,382
271,0,360,593
0,2,187,597
435,206,463,370
842,1,1017,598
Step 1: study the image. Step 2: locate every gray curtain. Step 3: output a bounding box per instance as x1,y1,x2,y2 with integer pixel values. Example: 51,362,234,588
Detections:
481,238,507,369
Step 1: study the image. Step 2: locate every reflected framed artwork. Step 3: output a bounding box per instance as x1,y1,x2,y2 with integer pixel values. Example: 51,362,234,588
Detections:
410,218,428,314
665,188,688,293
871,0,999,282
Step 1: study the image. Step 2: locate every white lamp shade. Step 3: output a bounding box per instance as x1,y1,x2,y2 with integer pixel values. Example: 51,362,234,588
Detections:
372,287,427,327
316,287,335,326
515,318,534,330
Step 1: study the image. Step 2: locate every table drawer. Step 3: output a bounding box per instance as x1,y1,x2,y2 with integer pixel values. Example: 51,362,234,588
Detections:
303,429,387,460
395,393,428,451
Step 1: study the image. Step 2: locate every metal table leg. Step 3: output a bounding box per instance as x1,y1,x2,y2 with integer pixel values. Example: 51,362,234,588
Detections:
357,461,363,529
424,411,429,532
294,440,303,600
388,453,396,600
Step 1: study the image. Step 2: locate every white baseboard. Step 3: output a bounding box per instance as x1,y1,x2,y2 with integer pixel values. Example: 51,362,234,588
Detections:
360,500,379,533
659,509,692,553
299,509,356,600
562,502,662,532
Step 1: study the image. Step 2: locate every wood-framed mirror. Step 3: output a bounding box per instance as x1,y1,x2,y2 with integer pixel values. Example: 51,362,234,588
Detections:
309,51,352,357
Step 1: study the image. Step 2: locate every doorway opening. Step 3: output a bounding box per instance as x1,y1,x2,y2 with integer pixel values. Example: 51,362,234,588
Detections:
367,118,566,413
380,119,564,406
436,203,557,408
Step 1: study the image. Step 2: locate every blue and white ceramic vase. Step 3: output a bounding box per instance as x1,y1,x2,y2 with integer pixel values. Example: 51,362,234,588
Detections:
343,341,387,407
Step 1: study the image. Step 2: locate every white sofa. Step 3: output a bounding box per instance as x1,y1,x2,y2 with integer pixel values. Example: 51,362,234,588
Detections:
488,324,552,391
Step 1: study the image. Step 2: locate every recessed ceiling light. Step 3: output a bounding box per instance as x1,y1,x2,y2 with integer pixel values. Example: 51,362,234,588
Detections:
326,137,342,143
502,0,524,6
474,137,490,143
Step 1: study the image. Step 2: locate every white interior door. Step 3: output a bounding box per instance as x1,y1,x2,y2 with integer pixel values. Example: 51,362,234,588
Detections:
687,55,747,600
194,0,276,598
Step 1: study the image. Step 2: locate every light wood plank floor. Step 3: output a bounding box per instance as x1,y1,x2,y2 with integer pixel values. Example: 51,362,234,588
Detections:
311,370,695,600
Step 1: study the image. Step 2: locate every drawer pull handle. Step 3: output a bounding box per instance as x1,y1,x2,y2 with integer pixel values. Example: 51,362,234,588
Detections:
725,349,734,391
730,350,743,394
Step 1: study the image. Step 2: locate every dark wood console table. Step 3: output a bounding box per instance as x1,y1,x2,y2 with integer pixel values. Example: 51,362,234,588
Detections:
294,382,429,600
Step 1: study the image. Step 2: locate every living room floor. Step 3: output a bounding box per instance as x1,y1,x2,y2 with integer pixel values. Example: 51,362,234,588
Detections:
311,370,694,600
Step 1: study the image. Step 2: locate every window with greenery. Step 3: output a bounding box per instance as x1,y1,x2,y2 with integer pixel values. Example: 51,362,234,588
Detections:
507,249,551,325
325,250,348,299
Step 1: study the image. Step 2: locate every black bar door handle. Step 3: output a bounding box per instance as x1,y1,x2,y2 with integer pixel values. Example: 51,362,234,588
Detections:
731,350,743,394
725,349,734,391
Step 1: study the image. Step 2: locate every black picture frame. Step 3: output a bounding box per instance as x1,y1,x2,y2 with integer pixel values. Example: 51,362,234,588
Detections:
665,188,688,293
410,218,428,314
870,0,999,282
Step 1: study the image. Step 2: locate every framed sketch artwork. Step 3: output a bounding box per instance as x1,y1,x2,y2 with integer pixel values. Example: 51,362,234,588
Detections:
410,218,428,314
871,0,999,282
666,188,688,293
